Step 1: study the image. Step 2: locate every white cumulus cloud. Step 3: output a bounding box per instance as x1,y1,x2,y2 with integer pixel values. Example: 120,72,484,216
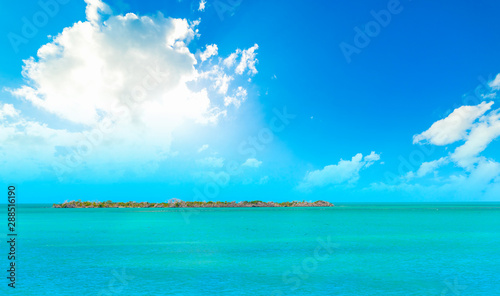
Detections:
235,44,259,75
2,0,259,180
413,101,493,146
224,86,247,108
222,44,259,76
199,44,218,62
223,51,239,68
489,73,500,90
85,0,111,25
405,98,500,196
451,108,500,169
413,101,500,171
0,103,19,120
300,152,380,189
407,157,449,179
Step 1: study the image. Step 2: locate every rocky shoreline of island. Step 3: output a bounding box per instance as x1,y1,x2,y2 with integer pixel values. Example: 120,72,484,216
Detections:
53,200,334,208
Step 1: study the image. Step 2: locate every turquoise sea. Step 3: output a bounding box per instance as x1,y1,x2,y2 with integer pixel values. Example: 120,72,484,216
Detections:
2,203,499,295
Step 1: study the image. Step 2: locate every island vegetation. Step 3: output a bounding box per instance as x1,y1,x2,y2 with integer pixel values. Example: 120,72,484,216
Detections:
53,199,334,208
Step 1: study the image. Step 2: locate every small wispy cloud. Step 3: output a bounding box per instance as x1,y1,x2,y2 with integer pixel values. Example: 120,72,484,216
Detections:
197,156,224,168
242,158,262,168
197,144,209,153
198,0,206,12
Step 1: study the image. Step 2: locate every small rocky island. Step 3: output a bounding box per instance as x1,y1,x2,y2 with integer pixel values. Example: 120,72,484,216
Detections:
53,200,334,208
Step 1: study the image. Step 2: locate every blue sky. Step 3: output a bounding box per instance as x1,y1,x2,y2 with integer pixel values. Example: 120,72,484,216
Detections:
1,0,500,203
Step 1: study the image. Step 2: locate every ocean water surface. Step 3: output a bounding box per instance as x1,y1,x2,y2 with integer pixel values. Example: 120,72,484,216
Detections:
3,203,499,295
